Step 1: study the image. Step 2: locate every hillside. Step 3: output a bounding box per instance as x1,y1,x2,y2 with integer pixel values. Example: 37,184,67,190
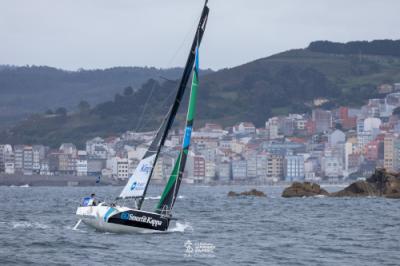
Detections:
2,40,400,147
0,66,189,127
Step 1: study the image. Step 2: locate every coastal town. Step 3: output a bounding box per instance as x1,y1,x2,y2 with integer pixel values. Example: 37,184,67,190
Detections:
1,83,400,184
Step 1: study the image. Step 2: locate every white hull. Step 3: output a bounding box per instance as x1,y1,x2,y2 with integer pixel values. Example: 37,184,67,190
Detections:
76,204,169,233
81,217,157,234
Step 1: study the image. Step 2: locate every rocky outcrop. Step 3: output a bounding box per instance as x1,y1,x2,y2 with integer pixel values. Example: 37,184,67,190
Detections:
331,169,400,198
282,182,329,198
228,189,266,197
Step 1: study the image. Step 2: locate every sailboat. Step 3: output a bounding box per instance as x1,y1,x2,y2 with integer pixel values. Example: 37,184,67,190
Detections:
75,1,209,233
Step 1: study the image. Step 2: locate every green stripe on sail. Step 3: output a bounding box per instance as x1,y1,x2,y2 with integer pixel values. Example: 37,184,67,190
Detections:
156,47,200,213
156,152,182,210
187,71,198,122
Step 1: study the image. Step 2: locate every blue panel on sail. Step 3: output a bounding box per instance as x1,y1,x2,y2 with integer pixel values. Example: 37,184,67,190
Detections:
183,126,193,149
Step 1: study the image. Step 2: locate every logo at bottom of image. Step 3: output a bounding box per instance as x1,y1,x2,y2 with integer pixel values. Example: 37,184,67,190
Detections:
184,240,216,258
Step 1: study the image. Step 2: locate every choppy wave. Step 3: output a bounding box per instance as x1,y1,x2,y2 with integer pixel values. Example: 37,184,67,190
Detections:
12,221,49,229
2,185,399,265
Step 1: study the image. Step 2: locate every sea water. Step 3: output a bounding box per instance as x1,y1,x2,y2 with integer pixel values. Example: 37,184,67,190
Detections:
0,185,399,265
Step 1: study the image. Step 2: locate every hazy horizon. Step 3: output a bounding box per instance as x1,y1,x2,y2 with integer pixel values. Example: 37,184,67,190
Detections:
1,0,400,71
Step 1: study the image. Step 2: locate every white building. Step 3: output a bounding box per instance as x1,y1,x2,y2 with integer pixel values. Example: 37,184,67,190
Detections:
14,145,24,172
217,161,231,182
116,158,129,179
328,129,345,147
266,117,280,140
233,122,256,135
76,160,88,176
86,137,108,159
246,154,257,179
32,145,46,173
23,146,33,175
322,156,343,178
5,162,15,174
232,159,247,180
59,143,77,157
256,153,268,180
40,160,51,176
284,155,305,182
75,150,88,176
205,161,216,182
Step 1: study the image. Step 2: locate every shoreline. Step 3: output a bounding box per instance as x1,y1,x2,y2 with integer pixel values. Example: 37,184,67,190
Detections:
0,174,351,187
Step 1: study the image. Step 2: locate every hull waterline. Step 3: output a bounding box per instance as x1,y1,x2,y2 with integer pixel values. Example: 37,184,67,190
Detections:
76,205,170,233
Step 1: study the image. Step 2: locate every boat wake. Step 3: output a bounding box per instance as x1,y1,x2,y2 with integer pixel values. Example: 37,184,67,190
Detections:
168,222,193,233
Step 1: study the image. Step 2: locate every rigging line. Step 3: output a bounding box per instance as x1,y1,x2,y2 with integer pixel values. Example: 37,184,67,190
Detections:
134,12,200,133
134,79,157,132
166,12,201,68
136,83,179,134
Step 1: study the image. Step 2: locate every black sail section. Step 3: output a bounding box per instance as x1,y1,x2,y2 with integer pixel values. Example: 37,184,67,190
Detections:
138,2,210,209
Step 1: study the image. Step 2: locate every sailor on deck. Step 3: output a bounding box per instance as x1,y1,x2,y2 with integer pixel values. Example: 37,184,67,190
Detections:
88,193,97,206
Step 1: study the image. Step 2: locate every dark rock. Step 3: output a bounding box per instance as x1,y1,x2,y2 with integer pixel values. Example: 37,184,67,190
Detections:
331,168,400,198
330,181,377,197
227,191,239,197
228,189,266,197
282,182,329,198
240,189,267,197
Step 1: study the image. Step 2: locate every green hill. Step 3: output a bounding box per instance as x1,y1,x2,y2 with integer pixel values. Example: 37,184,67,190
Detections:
3,40,400,147
0,66,189,128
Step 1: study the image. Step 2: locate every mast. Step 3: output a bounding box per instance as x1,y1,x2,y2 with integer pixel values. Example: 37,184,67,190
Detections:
136,1,209,208
156,15,205,214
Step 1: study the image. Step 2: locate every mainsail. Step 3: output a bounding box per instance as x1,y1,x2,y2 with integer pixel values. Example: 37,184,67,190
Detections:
118,2,209,202
156,36,201,214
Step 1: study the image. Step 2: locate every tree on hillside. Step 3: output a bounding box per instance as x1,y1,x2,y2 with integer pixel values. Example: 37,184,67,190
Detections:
78,100,91,113
123,86,134,96
45,109,54,115
55,107,67,116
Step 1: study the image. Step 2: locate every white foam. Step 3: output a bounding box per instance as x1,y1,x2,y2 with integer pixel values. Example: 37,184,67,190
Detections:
12,221,49,229
145,195,185,200
145,196,161,200
66,225,88,233
168,222,193,233
8,184,30,188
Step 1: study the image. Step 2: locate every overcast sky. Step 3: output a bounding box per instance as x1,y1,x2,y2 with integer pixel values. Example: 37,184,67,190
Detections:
1,0,399,71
